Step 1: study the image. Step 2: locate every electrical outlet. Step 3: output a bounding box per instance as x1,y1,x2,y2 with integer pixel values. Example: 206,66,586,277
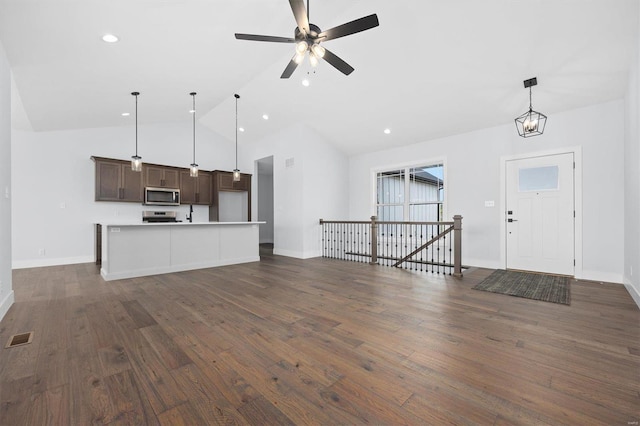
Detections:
38,248,45,256
60,202,66,209
111,228,120,233
4,187,8,199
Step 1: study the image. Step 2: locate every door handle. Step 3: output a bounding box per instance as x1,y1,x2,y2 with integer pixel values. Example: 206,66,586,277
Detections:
508,218,518,223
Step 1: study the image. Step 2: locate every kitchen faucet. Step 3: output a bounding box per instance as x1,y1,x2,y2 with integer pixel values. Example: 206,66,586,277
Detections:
187,204,193,223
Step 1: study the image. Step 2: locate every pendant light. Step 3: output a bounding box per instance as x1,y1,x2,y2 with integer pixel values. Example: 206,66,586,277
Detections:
515,77,547,138
189,92,198,177
130,91,142,171
233,93,241,182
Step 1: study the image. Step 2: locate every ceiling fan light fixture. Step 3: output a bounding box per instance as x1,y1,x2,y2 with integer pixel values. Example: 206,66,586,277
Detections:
234,1,379,78
515,77,547,138
296,40,308,54
311,44,325,58
309,53,319,67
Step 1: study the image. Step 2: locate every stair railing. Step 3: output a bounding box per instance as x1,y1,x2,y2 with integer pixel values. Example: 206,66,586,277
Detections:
319,215,463,277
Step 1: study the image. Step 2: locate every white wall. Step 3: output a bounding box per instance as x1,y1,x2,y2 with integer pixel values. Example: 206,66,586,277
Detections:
11,122,235,268
246,123,349,258
0,41,14,320
349,100,625,283
623,5,640,307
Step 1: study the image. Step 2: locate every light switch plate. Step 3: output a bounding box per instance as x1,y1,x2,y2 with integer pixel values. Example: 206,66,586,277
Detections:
484,200,495,207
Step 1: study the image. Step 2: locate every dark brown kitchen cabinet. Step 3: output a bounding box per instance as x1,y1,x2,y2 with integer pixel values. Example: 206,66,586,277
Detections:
145,165,180,188
209,170,251,221
179,171,212,205
92,157,143,202
216,171,250,191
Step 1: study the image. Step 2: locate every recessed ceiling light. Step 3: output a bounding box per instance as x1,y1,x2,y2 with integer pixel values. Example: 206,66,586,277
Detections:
102,34,119,43
239,127,245,132
302,79,310,87
121,112,130,117
384,128,391,134
262,114,269,120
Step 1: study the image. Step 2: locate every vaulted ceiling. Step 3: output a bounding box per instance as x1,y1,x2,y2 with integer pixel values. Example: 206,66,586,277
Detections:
1,0,637,155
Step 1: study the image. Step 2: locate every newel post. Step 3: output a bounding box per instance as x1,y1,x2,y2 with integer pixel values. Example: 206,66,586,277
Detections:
453,215,463,277
370,215,378,264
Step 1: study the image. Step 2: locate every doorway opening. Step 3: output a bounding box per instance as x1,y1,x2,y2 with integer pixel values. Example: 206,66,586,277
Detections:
257,156,274,256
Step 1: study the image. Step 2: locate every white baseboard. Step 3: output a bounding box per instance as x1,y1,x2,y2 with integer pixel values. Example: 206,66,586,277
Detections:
462,258,502,270
623,276,640,309
576,270,623,284
12,255,94,270
0,289,14,322
272,248,322,259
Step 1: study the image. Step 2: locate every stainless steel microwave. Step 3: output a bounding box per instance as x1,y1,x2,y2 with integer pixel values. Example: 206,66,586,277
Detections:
144,187,180,206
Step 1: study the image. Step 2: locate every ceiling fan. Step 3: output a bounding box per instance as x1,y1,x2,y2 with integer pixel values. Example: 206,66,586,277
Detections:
235,0,379,78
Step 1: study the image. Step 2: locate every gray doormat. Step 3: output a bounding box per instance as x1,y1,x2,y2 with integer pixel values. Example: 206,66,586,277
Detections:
473,269,570,305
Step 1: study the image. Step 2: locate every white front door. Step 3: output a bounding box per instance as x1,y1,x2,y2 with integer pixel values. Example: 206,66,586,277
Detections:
505,153,575,275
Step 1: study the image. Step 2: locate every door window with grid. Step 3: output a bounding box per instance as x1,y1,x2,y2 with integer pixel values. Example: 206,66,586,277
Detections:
376,164,444,221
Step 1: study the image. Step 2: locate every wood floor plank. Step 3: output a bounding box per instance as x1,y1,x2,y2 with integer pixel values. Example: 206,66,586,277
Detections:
103,369,159,425
139,324,193,370
156,400,208,425
0,258,638,424
236,395,296,426
121,299,158,329
169,362,248,426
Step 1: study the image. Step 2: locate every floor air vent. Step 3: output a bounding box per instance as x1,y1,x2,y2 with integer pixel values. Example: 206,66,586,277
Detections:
5,331,33,348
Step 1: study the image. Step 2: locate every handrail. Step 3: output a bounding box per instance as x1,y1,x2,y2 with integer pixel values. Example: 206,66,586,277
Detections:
319,215,463,277
392,224,454,267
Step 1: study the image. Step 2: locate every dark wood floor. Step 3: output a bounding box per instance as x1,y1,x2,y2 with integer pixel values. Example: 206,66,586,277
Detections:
1,255,638,425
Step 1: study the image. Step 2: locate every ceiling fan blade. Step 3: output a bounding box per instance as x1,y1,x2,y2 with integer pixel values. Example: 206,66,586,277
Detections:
235,33,295,43
281,55,300,79
322,48,354,76
289,0,310,34
318,14,379,41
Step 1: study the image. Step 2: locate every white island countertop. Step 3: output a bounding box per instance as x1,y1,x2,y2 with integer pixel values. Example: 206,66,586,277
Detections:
99,221,264,281
100,221,265,226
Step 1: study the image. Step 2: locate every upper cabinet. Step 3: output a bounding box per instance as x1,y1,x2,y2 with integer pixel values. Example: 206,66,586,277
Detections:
144,165,180,188
93,157,143,202
216,170,250,192
179,171,212,205
210,170,252,221
92,156,218,205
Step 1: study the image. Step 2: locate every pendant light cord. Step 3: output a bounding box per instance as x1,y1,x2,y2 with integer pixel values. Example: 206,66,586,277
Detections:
529,86,533,112
191,92,196,164
234,94,240,170
134,92,138,156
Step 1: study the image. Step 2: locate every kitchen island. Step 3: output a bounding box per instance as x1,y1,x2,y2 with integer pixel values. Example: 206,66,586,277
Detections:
99,221,263,281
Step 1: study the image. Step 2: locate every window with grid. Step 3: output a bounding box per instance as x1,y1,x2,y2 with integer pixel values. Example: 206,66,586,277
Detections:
376,164,444,222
